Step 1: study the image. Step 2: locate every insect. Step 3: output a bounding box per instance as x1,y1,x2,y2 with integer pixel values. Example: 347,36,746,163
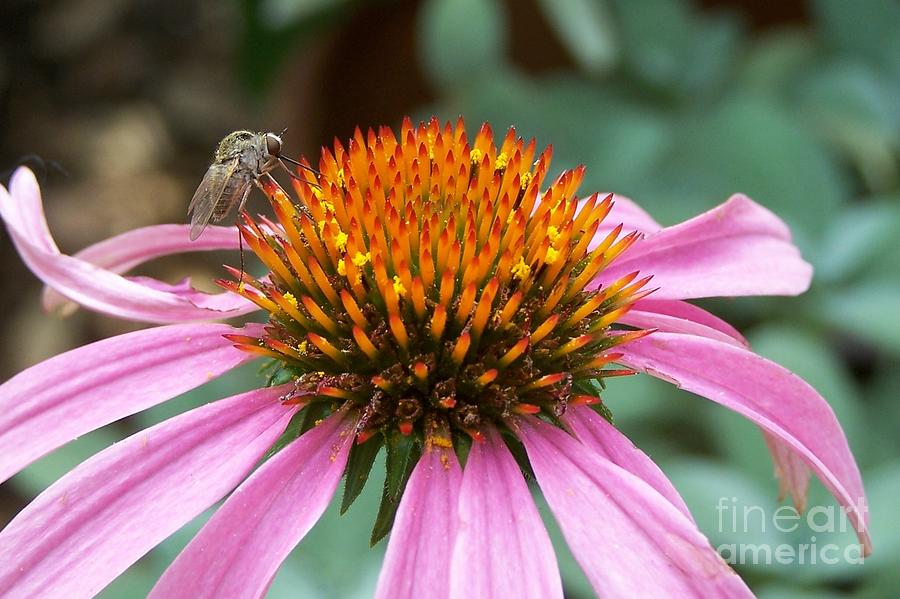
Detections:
188,130,316,240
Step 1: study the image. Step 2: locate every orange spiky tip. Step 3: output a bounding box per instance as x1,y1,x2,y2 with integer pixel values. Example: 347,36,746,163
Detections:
220,117,654,443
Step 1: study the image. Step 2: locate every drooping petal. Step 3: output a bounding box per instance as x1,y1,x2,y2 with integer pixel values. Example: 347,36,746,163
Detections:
4,167,58,252
0,168,255,323
517,417,753,598
150,411,354,599
617,332,871,552
763,431,812,513
0,322,261,483
562,406,694,521
42,223,240,315
0,385,296,599
374,439,462,599
592,195,813,299
449,428,563,599
619,299,748,347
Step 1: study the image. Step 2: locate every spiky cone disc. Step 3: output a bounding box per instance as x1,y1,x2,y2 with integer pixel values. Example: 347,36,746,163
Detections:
222,117,652,445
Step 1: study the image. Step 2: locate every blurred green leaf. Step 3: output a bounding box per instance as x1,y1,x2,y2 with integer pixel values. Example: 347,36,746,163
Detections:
812,0,900,77
641,96,847,244
865,368,900,463
418,0,508,91
612,0,741,97
859,461,900,572
665,457,787,551
238,0,348,95
815,282,900,357
738,30,815,98
535,0,618,74
816,198,900,283
756,584,845,599
259,0,351,27
796,61,900,191
613,0,694,89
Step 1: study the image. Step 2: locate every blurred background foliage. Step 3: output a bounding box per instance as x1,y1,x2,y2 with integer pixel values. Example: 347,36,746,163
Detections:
1,0,899,597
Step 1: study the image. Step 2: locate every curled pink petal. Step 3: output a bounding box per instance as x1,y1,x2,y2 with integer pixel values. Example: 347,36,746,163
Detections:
0,385,296,599
450,428,563,599
3,167,58,252
375,440,462,599
43,223,240,315
151,411,354,599
0,322,262,483
563,406,694,521
592,194,813,299
518,417,752,598
619,299,748,347
0,168,255,323
618,332,871,553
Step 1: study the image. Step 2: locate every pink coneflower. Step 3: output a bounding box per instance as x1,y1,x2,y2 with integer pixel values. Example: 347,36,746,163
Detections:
0,118,870,598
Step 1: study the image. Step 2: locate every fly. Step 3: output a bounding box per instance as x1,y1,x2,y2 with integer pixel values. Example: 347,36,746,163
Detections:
188,130,316,240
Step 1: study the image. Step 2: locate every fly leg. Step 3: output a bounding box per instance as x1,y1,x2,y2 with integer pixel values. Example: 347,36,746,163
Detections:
235,184,252,290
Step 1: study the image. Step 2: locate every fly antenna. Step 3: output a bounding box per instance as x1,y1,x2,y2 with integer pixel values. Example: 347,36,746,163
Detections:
277,157,322,190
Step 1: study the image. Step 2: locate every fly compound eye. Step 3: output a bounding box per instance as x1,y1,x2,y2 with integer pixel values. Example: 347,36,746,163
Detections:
265,133,282,157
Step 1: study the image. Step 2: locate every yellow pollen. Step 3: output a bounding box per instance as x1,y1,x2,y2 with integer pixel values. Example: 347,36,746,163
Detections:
511,257,531,280
337,259,347,276
469,148,483,164
297,340,308,353
520,171,533,190
426,133,435,160
495,152,509,171
352,251,371,267
432,436,453,449
334,230,348,251
237,281,246,293
545,246,560,265
337,168,345,188
311,186,323,199
283,292,299,308
392,276,407,296
547,226,560,243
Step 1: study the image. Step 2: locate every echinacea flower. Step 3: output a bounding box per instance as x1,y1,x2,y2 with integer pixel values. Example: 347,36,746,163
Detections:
0,117,870,598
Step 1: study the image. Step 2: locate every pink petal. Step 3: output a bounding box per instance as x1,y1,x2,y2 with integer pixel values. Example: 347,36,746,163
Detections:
449,428,563,599
3,167,58,252
150,411,355,599
43,223,240,315
562,406,694,522
763,431,812,513
517,417,753,598
374,440,462,599
0,168,254,323
0,322,261,483
619,299,749,347
0,385,295,598
618,332,871,553
593,194,813,299
595,193,662,235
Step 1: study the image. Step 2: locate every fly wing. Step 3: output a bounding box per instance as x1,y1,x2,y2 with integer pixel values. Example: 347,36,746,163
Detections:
188,159,238,240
